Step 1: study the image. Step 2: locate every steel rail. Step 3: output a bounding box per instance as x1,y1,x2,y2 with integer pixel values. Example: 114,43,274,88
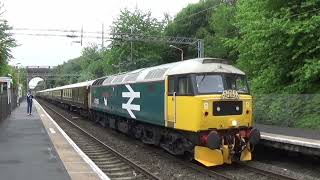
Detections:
239,163,298,180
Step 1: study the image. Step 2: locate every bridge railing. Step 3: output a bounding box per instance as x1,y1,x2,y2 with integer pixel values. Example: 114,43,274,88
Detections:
254,94,320,129
26,66,55,69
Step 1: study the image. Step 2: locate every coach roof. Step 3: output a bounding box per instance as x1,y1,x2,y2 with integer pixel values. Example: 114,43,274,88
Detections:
38,80,94,93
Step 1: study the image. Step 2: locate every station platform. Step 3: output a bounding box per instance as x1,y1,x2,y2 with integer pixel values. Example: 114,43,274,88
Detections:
0,100,108,180
0,101,70,180
256,124,320,156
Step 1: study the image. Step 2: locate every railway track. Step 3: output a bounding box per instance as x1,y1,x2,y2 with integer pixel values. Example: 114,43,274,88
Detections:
40,100,298,180
238,163,298,180
41,102,160,180
157,150,298,180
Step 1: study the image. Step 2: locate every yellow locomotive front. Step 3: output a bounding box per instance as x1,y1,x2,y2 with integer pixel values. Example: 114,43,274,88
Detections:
166,67,260,166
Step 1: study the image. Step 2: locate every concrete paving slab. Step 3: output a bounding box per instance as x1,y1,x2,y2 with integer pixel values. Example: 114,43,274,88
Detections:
0,101,70,180
256,124,320,156
256,124,320,140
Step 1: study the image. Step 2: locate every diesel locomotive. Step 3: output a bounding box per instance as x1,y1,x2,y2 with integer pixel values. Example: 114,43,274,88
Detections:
37,58,260,167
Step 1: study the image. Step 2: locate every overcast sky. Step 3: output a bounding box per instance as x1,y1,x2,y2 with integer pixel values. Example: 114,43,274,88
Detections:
4,0,199,68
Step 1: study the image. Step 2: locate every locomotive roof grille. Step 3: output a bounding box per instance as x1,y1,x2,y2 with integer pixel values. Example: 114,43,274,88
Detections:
111,74,126,83
144,68,168,80
102,76,115,84
93,78,106,85
123,73,139,82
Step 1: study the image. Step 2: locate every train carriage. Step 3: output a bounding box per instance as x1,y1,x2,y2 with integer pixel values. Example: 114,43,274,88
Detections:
89,58,260,166
37,81,94,112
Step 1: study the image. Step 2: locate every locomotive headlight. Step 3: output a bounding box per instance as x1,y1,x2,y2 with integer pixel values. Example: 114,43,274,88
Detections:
246,101,250,108
216,106,221,112
204,102,209,110
232,120,238,126
235,106,240,111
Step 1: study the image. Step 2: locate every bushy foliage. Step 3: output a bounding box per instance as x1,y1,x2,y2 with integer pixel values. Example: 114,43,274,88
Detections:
109,8,167,72
227,0,320,94
50,8,168,87
0,3,18,88
254,94,320,129
164,0,220,61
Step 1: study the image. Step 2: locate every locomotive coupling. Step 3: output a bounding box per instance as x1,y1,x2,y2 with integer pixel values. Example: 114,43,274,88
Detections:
195,128,260,167
248,128,260,146
200,130,222,149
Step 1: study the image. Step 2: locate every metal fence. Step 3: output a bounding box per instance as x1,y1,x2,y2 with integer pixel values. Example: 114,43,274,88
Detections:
254,94,320,129
0,94,11,121
0,94,18,122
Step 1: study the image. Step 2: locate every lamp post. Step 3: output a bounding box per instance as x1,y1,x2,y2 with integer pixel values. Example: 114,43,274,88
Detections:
15,63,21,106
169,45,184,61
130,26,134,62
16,63,21,85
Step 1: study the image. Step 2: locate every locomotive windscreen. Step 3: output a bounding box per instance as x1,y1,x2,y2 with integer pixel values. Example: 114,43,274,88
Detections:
195,73,249,94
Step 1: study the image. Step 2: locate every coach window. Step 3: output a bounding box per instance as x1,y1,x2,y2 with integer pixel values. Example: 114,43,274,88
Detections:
177,76,193,95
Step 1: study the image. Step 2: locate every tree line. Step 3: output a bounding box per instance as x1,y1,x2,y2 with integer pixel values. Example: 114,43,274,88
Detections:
49,0,320,95
0,2,25,92
48,0,320,129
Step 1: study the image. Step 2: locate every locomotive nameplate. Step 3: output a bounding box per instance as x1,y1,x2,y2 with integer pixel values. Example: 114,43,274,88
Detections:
222,90,239,99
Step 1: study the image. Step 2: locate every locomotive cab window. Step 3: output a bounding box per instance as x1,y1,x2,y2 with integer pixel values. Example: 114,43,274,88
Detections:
194,73,250,94
196,74,224,94
225,74,249,94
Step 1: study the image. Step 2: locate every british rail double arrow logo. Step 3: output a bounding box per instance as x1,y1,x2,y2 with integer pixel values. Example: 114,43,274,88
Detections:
122,84,140,119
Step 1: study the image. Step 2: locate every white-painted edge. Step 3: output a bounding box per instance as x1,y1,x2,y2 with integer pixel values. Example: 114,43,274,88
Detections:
49,128,56,134
261,132,320,149
34,100,110,180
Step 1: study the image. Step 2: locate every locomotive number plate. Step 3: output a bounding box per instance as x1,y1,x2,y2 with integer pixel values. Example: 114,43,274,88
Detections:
222,90,239,99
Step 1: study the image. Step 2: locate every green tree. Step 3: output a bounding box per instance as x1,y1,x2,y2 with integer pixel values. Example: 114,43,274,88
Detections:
207,3,238,61
109,8,167,72
0,3,16,77
164,0,237,61
227,0,320,94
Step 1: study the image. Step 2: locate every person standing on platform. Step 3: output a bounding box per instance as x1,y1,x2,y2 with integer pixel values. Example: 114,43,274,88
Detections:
26,90,33,115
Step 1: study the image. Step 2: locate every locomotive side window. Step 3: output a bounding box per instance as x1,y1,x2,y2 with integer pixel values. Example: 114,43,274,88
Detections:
168,76,175,95
177,76,192,95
